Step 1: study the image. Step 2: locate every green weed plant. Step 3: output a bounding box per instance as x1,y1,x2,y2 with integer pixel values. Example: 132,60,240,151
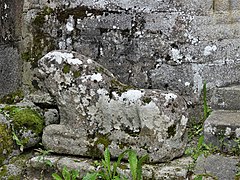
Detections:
52,147,148,180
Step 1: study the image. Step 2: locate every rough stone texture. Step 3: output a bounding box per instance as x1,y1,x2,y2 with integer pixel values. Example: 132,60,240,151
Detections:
211,85,240,110
0,0,23,97
38,51,188,163
194,154,239,180
21,0,240,105
204,110,240,151
0,0,23,43
0,45,22,98
28,155,193,179
44,109,59,126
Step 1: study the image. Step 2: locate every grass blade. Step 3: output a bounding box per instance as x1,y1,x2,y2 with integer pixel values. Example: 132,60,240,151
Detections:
137,154,148,180
103,147,111,179
62,166,71,180
52,173,63,180
128,150,138,180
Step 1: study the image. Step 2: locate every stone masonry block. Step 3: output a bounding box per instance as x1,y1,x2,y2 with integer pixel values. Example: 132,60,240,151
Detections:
211,85,240,110
204,110,240,151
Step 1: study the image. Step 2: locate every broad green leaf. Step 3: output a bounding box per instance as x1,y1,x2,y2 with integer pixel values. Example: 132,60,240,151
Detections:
52,173,63,180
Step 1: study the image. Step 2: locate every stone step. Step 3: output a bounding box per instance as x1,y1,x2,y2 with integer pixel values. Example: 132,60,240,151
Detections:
204,110,240,152
194,154,239,180
26,155,193,179
211,85,240,110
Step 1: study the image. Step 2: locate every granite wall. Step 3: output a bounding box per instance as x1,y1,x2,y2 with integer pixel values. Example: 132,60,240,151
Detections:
20,0,240,108
0,0,23,97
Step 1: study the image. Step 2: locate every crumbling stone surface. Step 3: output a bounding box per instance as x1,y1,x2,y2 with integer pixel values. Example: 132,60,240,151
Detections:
38,51,188,163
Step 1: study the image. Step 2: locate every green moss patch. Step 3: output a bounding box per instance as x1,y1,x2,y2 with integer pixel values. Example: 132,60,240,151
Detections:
62,64,71,74
22,6,55,67
0,90,24,104
142,97,152,104
73,70,81,78
10,108,44,135
1,106,44,147
0,124,14,165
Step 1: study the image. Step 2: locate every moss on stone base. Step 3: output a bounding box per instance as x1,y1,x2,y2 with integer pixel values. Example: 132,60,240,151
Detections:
0,90,24,104
11,108,44,136
2,106,44,147
0,124,14,165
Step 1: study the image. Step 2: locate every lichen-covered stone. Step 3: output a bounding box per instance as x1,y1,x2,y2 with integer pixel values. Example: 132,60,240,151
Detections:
39,51,188,163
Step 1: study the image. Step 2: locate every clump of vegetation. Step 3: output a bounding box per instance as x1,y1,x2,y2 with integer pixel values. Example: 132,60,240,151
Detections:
185,135,218,161
52,166,80,180
52,147,148,180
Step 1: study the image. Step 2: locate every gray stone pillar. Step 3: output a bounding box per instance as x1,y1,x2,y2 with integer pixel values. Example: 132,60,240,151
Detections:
0,0,23,97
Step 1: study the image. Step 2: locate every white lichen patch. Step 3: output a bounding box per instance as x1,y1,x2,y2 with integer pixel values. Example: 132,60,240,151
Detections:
235,128,240,138
97,88,108,96
140,101,160,130
45,51,74,64
45,51,83,65
181,115,188,126
90,73,103,82
162,93,177,106
192,64,203,96
67,58,83,65
119,90,145,102
87,59,93,64
205,125,216,135
224,127,231,136
204,45,217,56
4,3,8,9
66,15,74,32
185,82,190,87
171,48,183,64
